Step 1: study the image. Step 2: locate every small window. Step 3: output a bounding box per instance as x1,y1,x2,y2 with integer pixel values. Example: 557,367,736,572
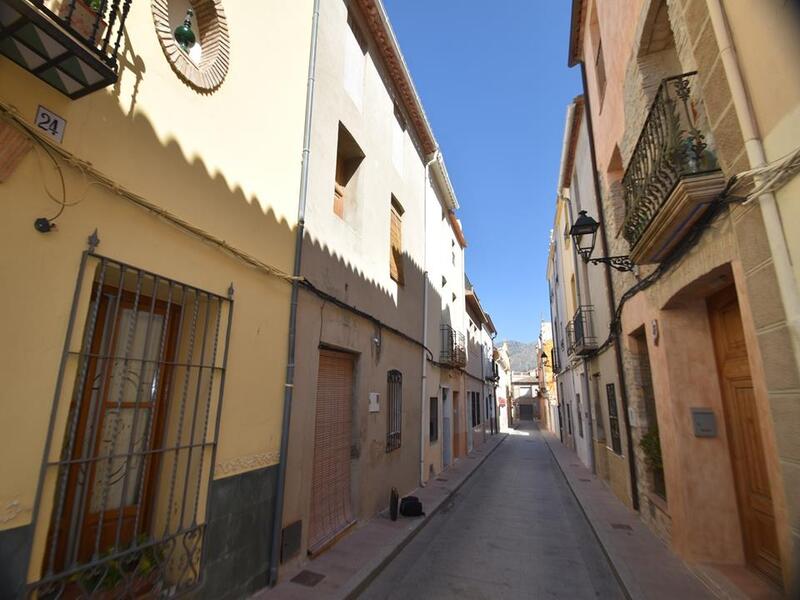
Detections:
344,13,367,108
470,392,482,427
392,103,406,174
387,370,402,451
452,251,456,266
334,124,365,219
607,384,622,454
429,396,439,442
452,293,456,303
389,196,405,284
566,402,573,434
441,276,447,288
589,2,607,107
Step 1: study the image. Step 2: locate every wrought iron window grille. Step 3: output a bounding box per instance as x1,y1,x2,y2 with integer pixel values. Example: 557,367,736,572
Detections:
386,370,402,452
28,241,234,598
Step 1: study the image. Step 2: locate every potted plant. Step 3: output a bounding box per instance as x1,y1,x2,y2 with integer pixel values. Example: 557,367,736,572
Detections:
69,539,163,599
57,0,108,43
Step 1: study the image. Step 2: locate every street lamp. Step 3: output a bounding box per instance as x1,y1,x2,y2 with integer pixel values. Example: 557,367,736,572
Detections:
568,210,634,272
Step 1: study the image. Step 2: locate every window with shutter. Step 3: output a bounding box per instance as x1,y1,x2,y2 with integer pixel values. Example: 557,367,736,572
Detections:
389,196,404,284
333,124,364,220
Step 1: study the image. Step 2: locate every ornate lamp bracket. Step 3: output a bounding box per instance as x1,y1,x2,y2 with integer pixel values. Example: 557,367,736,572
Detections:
587,255,635,272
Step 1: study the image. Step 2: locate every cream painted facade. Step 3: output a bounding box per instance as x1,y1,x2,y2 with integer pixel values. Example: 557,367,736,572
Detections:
548,97,632,503
0,0,501,597
276,0,493,580
566,0,800,593
0,0,313,597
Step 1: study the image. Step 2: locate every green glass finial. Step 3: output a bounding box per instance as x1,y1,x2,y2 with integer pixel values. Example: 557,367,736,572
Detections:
174,8,196,50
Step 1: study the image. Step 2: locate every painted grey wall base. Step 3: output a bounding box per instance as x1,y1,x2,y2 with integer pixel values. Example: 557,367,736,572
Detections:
198,465,278,600
0,523,32,599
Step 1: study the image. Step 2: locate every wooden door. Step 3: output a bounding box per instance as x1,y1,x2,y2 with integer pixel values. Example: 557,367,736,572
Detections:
708,286,781,584
309,350,354,553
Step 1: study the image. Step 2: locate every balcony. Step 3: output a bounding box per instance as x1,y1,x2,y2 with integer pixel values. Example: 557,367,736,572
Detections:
622,72,726,264
0,0,132,98
567,306,596,357
440,324,466,368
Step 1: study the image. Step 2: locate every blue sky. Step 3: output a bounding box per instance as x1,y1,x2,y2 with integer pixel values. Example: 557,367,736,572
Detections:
384,1,580,343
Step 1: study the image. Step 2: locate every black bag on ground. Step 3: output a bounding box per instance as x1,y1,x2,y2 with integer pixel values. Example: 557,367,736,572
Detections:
399,495,425,517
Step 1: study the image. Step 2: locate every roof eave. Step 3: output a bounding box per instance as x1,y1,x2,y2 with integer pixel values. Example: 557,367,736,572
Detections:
568,0,585,67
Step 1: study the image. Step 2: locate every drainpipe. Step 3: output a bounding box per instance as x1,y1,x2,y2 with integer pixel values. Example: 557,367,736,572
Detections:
269,0,320,585
706,0,800,388
580,61,639,510
706,1,800,589
420,151,439,486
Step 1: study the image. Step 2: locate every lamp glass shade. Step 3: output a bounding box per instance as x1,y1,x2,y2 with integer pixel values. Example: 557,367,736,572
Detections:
569,210,599,260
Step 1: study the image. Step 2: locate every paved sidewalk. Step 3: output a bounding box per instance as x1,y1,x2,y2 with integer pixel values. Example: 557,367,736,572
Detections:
541,427,715,600
252,433,507,600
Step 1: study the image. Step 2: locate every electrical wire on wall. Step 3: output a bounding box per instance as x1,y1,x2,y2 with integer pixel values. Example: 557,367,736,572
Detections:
0,100,299,285
588,145,800,358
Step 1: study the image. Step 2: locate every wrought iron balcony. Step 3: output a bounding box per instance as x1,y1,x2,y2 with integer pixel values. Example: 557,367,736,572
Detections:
0,0,132,98
622,72,727,264
440,324,466,368
567,306,596,357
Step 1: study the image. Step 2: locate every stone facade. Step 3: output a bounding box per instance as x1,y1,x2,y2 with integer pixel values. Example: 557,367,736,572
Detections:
570,0,800,591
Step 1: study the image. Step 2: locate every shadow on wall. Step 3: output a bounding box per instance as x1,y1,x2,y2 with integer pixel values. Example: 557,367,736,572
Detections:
1,21,464,599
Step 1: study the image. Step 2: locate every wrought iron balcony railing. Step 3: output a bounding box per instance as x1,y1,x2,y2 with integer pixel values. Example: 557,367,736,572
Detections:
440,324,466,368
622,72,725,263
567,306,596,357
0,0,132,98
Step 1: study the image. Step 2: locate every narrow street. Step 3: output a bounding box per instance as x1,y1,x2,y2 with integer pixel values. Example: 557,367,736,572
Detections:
359,423,625,600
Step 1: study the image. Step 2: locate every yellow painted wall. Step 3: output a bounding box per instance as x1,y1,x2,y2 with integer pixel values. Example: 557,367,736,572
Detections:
0,0,314,581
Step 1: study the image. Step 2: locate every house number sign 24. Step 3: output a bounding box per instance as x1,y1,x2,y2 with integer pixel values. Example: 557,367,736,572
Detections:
35,105,66,143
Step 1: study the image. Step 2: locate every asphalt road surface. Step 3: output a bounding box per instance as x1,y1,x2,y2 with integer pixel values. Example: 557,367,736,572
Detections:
358,423,625,599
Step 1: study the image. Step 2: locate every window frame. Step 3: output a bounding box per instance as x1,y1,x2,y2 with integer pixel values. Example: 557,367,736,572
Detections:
429,396,439,443
389,197,405,285
29,251,234,598
607,383,622,454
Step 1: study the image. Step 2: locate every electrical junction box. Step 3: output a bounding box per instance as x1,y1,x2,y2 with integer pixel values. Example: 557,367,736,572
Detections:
368,392,380,413
691,408,717,437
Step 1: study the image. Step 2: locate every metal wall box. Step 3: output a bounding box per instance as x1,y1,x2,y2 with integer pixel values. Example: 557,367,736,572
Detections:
691,408,717,437
368,392,380,413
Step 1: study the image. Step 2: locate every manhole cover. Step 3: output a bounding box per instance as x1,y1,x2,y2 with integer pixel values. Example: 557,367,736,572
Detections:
291,570,325,587
611,523,633,531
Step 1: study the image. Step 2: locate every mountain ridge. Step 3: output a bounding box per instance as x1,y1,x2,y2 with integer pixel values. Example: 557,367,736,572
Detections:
499,340,537,372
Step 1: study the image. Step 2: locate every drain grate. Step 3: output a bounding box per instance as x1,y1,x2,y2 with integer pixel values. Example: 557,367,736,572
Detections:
611,523,633,531
291,570,325,587
578,478,591,482
436,477,448,482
